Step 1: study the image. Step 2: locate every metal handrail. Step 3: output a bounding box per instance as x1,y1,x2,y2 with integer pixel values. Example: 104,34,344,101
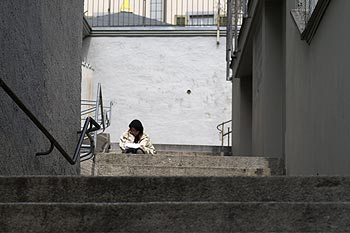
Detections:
96,83,106,132
217,119,232,148
81,83,113,144
0,78,101,165
79,131,96,162
80,83,113,161
81,83,113,133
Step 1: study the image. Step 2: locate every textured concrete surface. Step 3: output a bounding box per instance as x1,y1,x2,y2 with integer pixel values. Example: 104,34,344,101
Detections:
91,153,284,176
2,176,350,203
2,176,350,232
96,165,272,176
80,159,95,176
1,202,350,232
0,1,83,175
82,36,231,146
97,153,272,167
96,133,111,152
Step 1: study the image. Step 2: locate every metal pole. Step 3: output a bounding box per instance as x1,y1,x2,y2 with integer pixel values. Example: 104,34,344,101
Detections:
220,124,224,156
163,0,167,23
143,0,146,25
234,0,238,54
108,0,111,26
216,0,221,45
221,124,224,147
94,83,101,144
228,127,230,146
226,0,233,80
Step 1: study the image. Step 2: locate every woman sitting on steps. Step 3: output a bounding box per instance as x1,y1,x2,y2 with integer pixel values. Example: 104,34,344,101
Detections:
119,119,156,155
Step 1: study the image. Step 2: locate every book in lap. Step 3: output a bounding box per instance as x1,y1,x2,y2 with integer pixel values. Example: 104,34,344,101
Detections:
125,143,141,149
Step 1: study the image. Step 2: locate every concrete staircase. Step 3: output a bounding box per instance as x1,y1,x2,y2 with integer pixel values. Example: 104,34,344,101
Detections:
1,176,350,232
85,152,285,176
81,143,285,177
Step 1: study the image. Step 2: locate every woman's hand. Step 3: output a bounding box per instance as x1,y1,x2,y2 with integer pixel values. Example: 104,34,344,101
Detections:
139,145,145,152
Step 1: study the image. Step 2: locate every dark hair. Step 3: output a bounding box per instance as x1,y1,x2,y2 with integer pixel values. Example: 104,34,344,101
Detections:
129,119,144,135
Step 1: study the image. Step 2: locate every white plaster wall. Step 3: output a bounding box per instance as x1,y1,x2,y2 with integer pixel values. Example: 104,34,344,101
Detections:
82,36,231,145
81,65,94,101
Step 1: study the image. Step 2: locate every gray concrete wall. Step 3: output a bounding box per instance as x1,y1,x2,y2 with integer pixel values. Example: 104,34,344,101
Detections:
251,0,284,158
285,1,350,175
0,1,83,175
252,10,264,155
82,36,231,146
232,77,252,155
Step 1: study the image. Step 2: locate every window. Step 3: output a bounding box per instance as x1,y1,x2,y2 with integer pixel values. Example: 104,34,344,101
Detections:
291,0,330,44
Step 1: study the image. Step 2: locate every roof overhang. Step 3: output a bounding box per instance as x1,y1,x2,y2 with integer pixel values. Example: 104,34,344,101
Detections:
230,0,261,79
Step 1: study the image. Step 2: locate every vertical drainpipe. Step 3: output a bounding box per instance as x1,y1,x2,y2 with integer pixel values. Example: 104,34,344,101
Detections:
143,0,146,25
108,0,111,26
216,0,221,45
232,0,238,155
226,0,233,81
163,0,167,23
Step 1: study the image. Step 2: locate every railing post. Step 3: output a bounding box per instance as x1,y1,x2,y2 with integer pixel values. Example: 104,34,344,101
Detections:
94,83,101,144
163,0,167,23
221,124,224,147
226,0,233,80
108,0,111,26
143,0,146,25
228,127,230,146
217,120,232,156
220,124,224,156
216,0,221,45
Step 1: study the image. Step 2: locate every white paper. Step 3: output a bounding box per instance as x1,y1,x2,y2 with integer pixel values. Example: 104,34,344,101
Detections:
125,143,141,149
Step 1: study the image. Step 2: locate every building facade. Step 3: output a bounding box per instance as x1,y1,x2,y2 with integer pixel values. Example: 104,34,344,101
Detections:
230,0,350,175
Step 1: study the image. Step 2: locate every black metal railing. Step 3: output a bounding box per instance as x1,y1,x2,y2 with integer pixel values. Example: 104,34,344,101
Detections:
226,0,248,80
84,0,228,27
217,119,232,154
80,83,113,161
77,117,101,162
0,78,101,165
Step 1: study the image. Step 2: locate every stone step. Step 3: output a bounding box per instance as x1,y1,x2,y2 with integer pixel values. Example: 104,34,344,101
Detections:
96,164,271,176
93,153,285,176
1,176,350,203
97,153,272,167
1,202,350,232
2,176,350,232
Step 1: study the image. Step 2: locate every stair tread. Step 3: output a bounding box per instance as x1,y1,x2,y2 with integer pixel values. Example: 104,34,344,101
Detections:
1,176,350,202
96,153,281,166
1,201,350,232
92,153,284,176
